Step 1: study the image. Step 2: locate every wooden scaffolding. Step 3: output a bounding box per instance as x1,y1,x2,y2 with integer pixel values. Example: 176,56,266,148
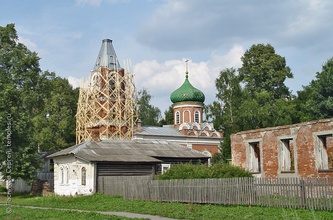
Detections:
76,65,137,144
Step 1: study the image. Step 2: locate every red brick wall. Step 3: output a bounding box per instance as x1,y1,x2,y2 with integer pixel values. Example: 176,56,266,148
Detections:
231,119,333,178
192,144,219,156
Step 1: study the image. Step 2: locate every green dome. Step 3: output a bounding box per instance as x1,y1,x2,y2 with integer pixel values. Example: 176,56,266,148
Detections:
170,73,205,103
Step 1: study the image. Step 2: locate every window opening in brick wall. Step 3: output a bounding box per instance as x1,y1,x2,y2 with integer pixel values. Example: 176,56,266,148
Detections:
194,110,199,123
317,134,333,170
175,111,180,124
280,138,295,172
248,142,261,173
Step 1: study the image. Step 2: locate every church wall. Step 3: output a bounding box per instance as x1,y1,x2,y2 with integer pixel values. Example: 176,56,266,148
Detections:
53,155,95,196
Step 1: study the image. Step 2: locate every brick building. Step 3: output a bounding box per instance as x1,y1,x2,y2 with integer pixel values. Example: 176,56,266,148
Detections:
231,118,333,178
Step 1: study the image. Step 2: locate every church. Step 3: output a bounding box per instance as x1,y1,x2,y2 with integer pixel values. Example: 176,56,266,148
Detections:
48,39,223,195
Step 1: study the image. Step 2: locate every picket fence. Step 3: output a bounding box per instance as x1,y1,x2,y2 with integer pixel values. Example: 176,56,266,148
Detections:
103,177,333,211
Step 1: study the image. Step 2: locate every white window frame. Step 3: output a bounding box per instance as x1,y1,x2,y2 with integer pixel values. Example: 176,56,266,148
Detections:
175,111,180,124
194,110,200,123
161,164,171,174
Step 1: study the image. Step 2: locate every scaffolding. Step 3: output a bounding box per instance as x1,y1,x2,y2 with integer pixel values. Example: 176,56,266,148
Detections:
76,63,137,144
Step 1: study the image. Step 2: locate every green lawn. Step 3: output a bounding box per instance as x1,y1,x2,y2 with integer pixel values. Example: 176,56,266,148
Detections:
1,193,333,220
0,206,146,220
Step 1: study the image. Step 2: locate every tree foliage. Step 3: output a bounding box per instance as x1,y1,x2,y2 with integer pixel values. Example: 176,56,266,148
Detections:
0,24,78,183
207,44,296,163
159,105,174,126
296,58,333,121
137,88,161,126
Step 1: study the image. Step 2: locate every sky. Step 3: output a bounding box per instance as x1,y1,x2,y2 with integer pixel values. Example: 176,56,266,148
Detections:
1,0,333,114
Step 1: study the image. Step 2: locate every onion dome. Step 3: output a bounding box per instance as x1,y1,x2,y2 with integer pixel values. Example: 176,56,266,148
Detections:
170,72,205,103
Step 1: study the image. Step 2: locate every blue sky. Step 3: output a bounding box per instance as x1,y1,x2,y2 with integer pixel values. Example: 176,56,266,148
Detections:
1,0,333,114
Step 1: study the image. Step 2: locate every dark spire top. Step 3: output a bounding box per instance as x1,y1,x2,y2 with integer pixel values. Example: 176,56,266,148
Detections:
170,60,205,103
93,39,121,70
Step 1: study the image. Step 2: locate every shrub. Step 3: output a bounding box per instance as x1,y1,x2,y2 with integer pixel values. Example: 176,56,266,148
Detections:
157,162,252,180
0,185,7,192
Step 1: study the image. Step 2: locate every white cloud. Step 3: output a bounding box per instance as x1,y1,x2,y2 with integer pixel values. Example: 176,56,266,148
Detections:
68,76,82,88
133,44,244,112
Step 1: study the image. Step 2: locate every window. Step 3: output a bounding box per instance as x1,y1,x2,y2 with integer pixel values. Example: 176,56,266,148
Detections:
194,110,200,123
65,167,69,184
60,167,64,184
280,138,295,172
175,111,180,124
317,134,333,170
248,142,261,173
81,167,86,186
161,164,171,174
49,159,54,172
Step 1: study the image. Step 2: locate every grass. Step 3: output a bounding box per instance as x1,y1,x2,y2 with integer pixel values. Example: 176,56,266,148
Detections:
0,206,146,220
1,193,333,220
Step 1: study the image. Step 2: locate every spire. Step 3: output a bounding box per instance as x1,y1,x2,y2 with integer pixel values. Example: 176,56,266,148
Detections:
185,59,189,79
93,39,121,70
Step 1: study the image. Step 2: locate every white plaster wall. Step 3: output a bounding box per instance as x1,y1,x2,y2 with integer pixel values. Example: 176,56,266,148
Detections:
53,155,95,196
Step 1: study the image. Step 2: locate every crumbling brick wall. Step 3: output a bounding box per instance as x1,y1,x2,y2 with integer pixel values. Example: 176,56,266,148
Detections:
231,118,333,178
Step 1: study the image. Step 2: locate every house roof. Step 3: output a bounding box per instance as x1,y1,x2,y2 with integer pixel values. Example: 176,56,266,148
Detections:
48,139,209,163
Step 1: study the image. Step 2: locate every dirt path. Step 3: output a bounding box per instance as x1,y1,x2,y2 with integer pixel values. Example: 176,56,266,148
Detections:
9,205,183,220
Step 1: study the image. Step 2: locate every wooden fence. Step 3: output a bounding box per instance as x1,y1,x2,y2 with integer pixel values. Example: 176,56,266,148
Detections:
115,177,333,211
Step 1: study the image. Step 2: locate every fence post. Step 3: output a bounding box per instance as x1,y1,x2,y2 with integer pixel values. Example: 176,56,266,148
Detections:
300,179,307,209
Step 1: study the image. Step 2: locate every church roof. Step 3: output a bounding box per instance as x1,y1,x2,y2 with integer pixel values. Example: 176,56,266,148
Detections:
170,72,205,103
93,39,121,70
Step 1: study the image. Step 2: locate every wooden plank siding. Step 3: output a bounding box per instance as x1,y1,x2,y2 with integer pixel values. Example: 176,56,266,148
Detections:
101,177,333,211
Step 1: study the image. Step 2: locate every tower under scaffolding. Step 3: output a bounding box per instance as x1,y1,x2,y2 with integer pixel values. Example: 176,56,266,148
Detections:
76,39,137,144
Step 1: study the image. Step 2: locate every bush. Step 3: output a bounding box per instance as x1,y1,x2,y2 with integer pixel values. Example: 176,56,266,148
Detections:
0,185,7,192
157,163,252,180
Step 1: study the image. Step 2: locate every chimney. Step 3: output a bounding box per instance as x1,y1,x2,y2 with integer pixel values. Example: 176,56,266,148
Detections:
89,127,100,142
137,119,142,132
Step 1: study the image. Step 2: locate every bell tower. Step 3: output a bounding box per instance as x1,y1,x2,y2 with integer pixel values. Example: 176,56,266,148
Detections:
76,39,137,143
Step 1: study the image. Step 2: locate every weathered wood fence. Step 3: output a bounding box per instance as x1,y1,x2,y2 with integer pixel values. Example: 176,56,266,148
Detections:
101,177,333,211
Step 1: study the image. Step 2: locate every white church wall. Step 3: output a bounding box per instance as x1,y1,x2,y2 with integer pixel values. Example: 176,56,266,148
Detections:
53,155,95,196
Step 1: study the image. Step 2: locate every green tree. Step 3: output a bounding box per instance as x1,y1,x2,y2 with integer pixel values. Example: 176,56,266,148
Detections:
296,58,333,121
159,105,174,126
32,74,78,151
137,88,161,126
238,44,293,99
0,24,44,183
0,24,78,183
206,68,242,163
237,44,295,129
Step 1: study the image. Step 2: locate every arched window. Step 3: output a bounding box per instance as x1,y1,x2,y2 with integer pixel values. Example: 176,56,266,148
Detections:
81,167,86,186
194,110,200,123
175,111,180,124
60,167,64,184
65,167,69,184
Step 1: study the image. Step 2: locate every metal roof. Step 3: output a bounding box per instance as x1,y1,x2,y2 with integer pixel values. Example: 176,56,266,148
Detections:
93,39,121,70
138,126,183,136
48,139,209,162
